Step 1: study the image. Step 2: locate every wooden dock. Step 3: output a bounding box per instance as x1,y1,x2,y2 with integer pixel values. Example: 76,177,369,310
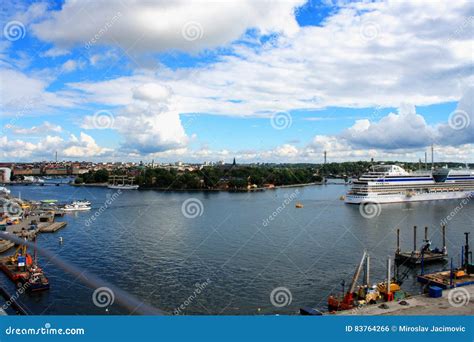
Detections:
39,221,67,233
0,240,14,253
417,270,474,289
395,251,447,265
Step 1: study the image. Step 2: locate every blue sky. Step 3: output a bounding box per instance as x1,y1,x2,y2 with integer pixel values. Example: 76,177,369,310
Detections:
0,0,472,162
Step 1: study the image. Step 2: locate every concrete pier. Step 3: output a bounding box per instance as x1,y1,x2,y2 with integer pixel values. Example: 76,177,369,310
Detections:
336,285,474,315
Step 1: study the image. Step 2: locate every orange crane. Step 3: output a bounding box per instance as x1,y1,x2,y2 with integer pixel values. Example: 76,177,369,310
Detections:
328,250,368,311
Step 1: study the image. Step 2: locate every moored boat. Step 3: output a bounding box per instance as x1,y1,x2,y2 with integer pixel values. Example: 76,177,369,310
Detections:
0,244,50,291
62,201,91,211
107,175,139,190
107,184,139,190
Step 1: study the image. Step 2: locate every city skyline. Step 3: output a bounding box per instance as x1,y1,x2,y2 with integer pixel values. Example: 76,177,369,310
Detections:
1,1,473,163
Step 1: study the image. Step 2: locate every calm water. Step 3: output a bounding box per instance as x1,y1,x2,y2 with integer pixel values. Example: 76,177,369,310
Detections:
4,183,473,315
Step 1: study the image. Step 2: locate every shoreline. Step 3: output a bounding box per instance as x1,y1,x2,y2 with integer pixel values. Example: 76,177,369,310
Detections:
70,182,323,192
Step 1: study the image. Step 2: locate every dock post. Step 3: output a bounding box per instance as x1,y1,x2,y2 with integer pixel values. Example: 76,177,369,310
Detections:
396,228,400,254
386,256,391,299
464,232,470,269
450,258,454,287
442,225,447,255
424,226,428,241
421,252,424,275
413,226,417,252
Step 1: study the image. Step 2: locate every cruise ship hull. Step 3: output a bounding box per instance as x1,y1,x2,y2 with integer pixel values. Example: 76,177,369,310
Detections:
345,191,473,204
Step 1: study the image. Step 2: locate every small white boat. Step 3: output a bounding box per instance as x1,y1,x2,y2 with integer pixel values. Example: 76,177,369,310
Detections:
107,184,139,190
62,203,91,211
72,200,91,206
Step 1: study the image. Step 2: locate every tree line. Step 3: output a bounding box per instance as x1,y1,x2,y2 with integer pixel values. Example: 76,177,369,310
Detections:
75,165,323,190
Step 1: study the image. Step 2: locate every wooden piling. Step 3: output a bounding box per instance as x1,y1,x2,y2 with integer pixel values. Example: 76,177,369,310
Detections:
396,228,400,253
413,226,417,252
442,225,446,249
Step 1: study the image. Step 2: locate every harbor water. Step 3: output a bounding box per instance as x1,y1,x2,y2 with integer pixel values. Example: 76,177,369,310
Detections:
4,183,473,315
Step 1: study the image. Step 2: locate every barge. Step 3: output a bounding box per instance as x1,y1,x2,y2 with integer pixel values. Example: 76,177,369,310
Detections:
417,232,474,289
0,244,49,291
395,226,448,265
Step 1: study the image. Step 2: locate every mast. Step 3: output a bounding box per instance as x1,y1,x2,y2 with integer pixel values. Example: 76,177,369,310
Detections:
431,144,434,170
364,253,370,287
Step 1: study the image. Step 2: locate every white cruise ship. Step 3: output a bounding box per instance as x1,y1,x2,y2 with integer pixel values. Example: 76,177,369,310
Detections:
345,165,474,204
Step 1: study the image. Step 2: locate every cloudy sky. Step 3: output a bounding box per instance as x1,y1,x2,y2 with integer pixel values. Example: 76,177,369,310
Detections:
0,0,472,163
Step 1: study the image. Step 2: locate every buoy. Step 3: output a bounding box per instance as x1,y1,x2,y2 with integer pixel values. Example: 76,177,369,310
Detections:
295,202,304,208
59,237,63,244
340,195,345,200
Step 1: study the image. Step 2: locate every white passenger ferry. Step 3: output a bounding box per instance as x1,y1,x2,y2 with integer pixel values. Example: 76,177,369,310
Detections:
345,165,474,204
